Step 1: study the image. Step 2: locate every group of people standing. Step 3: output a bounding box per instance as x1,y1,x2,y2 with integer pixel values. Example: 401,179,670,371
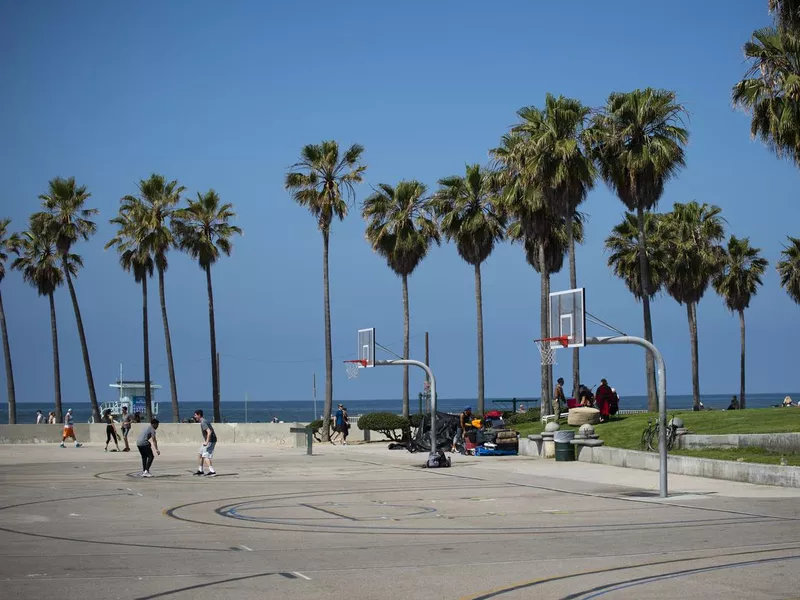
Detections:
552,377,619,423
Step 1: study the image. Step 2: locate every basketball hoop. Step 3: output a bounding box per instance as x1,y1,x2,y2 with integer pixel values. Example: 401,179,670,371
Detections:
534,336,569,366
344,359,367,379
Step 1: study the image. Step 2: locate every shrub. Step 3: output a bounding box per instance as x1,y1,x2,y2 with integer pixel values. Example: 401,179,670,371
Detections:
309,419,325,442
357,412,411,441
506,408,541,425
409,413,424,429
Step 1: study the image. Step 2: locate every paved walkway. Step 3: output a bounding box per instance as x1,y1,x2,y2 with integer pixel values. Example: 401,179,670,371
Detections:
1,442,798,599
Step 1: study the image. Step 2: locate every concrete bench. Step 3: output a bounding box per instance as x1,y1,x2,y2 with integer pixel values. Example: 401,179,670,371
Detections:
569,438,604,447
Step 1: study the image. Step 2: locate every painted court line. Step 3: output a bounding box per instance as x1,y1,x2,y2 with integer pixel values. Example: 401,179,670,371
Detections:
292,571,312,580
238,544,253,551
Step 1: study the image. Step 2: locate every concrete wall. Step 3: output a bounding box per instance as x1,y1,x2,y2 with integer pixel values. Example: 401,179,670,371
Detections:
678,433,800,453
0,423,390,447
0,423,308,447
575,445,800,488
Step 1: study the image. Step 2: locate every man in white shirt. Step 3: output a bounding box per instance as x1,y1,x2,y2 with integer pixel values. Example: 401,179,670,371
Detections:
35,410,43,424
60,408,82,448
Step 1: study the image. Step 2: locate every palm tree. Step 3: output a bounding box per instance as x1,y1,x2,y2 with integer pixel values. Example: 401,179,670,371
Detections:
0,219,20,423
605,212,669,301
362,181,440,417
121,175,185,422
712,236,768,409
106,204,155,420
777,236,800,303
732,26,800,167
36,177,101,422
12,216,72,422
173,190,242,423
508,207,586,408
770,0,800,32
512,96,596,399
491,132,554,409
285,141,366,440
589,89,689,411
433,164,506,414
661,202,725,411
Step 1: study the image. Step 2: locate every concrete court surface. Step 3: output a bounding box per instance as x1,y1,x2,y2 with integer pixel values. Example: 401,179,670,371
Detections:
1,442,799,600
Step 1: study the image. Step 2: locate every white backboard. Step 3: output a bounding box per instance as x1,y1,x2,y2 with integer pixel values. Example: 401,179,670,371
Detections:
549,288,585,348
358,328,376,367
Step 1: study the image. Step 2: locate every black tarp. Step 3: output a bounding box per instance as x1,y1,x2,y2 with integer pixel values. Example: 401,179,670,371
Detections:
405,412,460,453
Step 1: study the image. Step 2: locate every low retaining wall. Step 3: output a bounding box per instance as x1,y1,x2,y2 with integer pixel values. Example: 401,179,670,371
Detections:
678,433,800,453
0,423,308,447
576,445,800,488
0,423,388,447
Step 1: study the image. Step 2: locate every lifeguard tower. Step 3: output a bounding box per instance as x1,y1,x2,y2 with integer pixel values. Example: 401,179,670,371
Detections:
102,380,161,419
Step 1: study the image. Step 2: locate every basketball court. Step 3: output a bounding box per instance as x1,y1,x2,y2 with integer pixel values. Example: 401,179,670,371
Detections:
1,442,798,599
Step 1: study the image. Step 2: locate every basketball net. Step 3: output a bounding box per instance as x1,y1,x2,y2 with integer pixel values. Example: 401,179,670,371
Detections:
535,337,568,366
535,341,558,366
345,360,366,379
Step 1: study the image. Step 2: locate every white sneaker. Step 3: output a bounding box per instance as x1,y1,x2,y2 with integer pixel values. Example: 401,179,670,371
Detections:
142,471,152,478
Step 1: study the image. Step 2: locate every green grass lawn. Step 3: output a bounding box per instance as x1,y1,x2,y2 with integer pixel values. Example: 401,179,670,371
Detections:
511,408,800,464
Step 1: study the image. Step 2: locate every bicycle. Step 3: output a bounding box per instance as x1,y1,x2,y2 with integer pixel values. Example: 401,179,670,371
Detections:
640,416,678,452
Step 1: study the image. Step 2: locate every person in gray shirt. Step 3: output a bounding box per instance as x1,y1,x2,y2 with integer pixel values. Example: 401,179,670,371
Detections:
193,410,217,477
136,419,160,477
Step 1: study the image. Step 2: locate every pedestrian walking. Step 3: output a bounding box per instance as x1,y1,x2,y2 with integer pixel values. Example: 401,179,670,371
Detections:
341,406,350,446
103,409,121,452
60,408,82,448
120,406,132,452
193,410,217,477
136,419,160,477
36,410,43,424
332,404,346,445
47,411,56,424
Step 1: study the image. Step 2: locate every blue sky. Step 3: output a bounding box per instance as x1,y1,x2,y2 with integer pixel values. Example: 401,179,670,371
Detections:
0,0,797,408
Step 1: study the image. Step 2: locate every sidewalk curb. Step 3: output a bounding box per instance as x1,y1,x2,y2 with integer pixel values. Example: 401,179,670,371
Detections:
519,440,800,488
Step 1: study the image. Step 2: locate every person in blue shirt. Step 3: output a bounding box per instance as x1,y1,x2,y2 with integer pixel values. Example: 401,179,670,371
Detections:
333,404,346,445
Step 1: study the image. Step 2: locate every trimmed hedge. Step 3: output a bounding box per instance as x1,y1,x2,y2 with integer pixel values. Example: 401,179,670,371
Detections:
357,412,411,441
505,408,541,425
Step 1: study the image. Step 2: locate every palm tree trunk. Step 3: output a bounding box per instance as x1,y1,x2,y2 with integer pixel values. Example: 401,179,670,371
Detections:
321,229,333,442
142,277,152,421
539,242,550,414
63,263,100,423
687,302,700,410
0,289,16,424
567,217,579,400
545,272,553,407
402,273,410,418
206,265,220,423
158,265,180,423
739,308,746,409
474,263,485,415
48,292,63,423
636,205,658,412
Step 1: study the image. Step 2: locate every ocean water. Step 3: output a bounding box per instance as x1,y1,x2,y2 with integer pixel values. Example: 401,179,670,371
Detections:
3,392,798,424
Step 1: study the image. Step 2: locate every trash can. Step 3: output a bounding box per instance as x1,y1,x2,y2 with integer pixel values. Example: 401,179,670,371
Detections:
554,430,575,462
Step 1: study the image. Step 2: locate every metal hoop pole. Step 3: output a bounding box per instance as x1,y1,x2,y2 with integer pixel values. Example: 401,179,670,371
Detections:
585,336,668,497
376,359,437,457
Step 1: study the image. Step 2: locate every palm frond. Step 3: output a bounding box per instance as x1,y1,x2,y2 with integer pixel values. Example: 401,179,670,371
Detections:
777,235,800,304
172,189,242,269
